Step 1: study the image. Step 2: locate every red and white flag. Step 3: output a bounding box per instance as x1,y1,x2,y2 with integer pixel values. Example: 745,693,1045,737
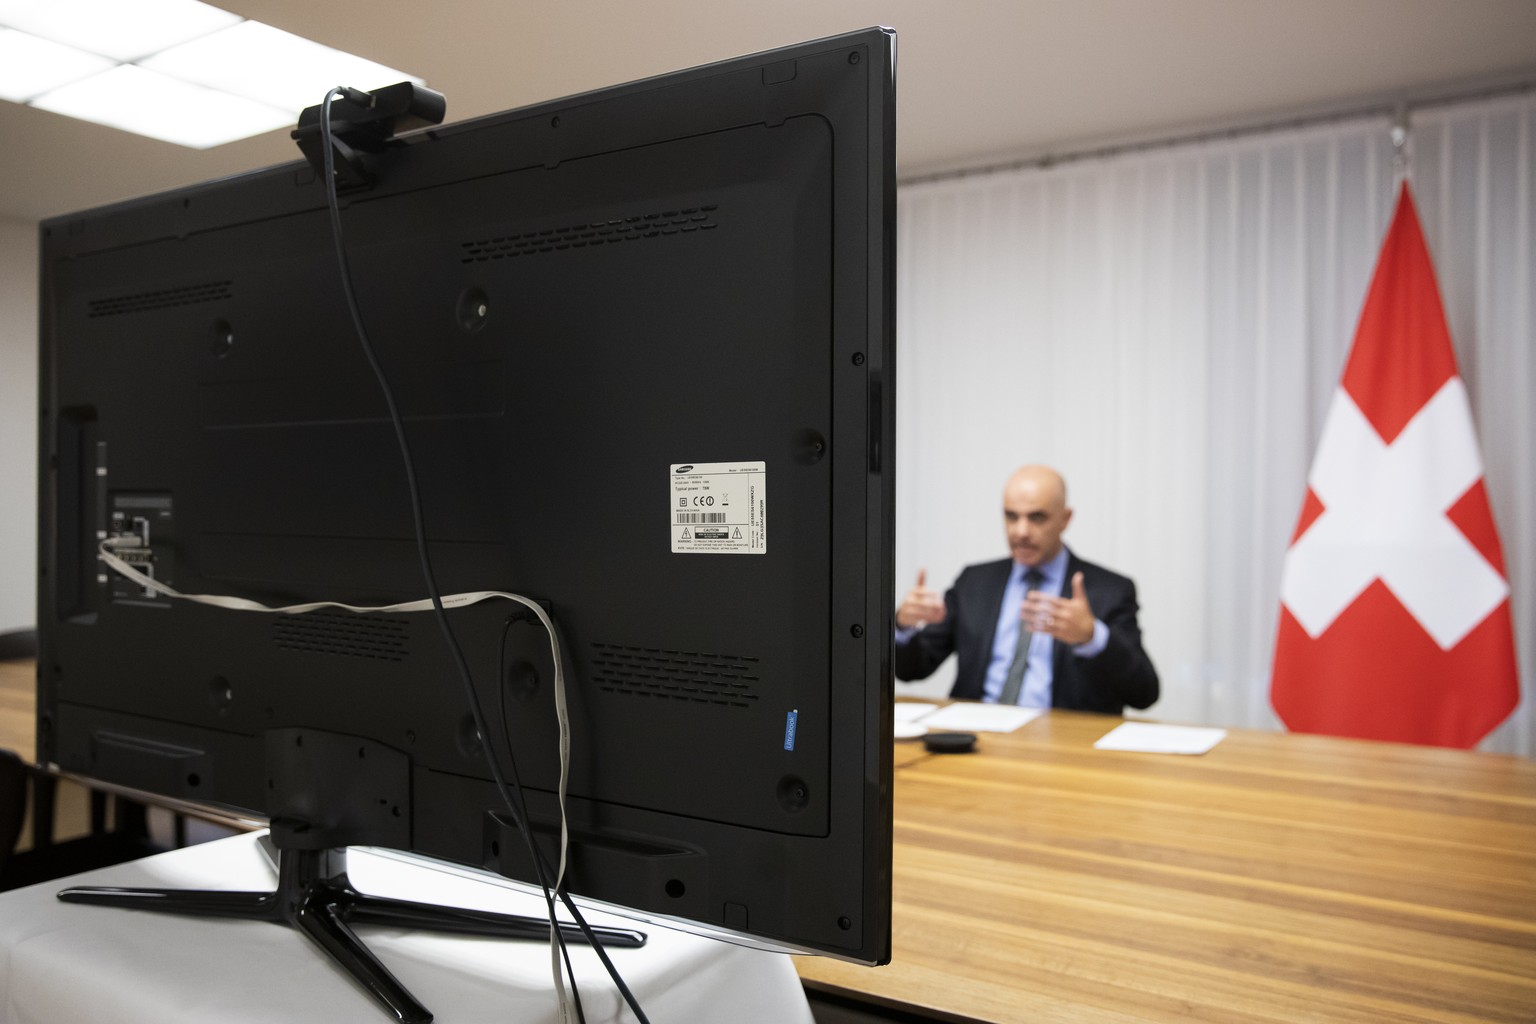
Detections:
1271,183,1519,748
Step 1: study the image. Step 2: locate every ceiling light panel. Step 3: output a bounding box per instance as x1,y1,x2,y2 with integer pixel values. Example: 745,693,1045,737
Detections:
0,0,240,62
0,27,114,102
0,1,425,147
140,20,420,114
29,64,296,148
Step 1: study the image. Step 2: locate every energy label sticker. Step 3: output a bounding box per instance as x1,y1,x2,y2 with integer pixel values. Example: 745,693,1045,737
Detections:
671,462,766,554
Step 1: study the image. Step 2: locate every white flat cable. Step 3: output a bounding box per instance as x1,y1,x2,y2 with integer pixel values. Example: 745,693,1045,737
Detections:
97,538,572,900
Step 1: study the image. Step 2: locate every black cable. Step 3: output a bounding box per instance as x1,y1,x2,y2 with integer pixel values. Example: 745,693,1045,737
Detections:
500,616,587,1024
318,86,584,1016
495,618,655,1022
317,83,575,990
318,89,648,1024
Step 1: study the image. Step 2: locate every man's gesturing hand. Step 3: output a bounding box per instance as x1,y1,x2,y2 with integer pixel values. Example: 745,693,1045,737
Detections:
1021,571,1096,646
896,569,947,630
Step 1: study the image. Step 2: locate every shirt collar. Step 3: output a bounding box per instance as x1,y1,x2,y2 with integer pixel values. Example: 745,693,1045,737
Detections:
1015,546,1070,592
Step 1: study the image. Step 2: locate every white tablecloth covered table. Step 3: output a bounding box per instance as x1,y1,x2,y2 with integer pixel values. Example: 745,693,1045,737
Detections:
0,831,815,1024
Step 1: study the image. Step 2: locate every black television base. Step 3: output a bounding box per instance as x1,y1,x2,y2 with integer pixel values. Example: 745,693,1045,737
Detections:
55,842,647,1023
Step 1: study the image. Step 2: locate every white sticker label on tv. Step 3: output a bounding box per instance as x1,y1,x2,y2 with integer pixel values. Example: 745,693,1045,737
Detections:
670,462,765,554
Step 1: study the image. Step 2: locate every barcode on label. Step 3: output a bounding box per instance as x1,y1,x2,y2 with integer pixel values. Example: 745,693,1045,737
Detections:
676,512,727,524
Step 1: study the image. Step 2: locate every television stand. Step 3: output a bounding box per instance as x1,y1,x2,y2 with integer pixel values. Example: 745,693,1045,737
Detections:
56,841,646,1024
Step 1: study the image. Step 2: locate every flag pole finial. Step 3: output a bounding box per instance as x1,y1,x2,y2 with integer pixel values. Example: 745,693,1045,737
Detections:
1391,103,1412,192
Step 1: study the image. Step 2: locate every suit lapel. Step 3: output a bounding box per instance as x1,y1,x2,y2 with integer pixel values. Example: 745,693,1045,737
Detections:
1049,552,1089,707
974,559,1013,681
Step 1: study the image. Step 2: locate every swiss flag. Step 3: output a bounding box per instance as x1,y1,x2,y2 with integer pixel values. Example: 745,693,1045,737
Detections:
1271,183,1519,748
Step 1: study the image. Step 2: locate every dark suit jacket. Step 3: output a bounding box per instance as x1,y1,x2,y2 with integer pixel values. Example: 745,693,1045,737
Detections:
893,552,1159,714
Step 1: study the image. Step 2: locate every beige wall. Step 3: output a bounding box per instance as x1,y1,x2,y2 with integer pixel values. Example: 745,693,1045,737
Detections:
0,216,37,633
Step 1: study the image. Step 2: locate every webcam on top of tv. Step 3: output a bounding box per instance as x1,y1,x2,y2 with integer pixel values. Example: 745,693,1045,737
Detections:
292,82,446,187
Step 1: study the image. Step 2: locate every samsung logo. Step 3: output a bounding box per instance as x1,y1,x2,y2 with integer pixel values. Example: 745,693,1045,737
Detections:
675,465,694,473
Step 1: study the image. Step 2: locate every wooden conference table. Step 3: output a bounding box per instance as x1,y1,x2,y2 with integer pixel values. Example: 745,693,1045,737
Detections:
7,657,1534,1022
795,708,1536,1023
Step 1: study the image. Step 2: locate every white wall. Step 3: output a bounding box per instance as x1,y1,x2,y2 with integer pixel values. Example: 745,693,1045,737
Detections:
0,216,37,634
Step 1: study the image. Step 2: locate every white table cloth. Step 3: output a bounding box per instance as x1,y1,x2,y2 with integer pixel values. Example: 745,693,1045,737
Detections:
0,831,815,1024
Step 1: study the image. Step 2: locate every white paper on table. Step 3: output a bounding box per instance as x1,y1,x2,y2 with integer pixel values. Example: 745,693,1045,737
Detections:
1093,721,1227,755
893,702,940,723
917,703,1044,733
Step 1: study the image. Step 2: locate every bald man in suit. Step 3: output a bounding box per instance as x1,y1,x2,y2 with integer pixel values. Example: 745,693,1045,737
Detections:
894,465,1158,714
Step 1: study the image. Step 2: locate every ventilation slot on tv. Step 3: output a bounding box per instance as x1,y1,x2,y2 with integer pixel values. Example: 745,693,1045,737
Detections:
87,281,233,318
271,613,411,662
590,642,759,707
460,206,719,262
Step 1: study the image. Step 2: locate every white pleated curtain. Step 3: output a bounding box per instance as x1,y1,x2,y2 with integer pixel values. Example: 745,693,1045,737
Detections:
894,91,1534,755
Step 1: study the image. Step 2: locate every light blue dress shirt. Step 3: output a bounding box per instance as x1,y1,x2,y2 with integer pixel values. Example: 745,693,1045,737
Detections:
982,547,1108,707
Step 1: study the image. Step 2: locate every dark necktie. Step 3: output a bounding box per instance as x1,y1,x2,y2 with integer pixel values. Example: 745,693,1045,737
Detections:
998,569,1046,705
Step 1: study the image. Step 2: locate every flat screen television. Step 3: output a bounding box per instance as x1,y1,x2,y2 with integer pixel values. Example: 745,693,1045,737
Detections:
36,26,895,1020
